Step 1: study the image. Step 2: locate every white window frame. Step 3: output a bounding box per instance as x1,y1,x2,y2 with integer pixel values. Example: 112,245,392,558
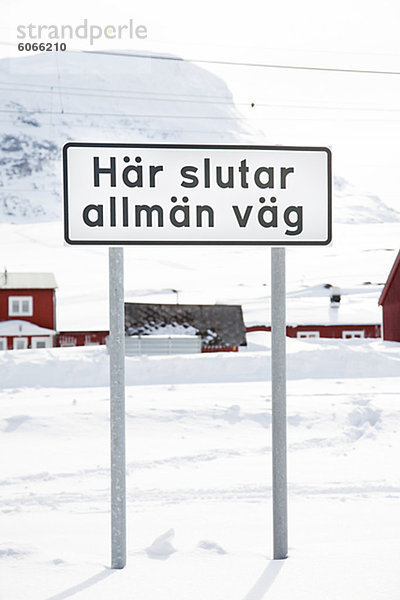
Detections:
0,337,7,351
342,330,365,339
13,337,28,350
8,296,33,317
296,331,320,339
31,336,52,349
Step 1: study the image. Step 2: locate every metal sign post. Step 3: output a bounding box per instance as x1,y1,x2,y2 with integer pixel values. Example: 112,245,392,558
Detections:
62,142,332,567
271,247,288,559
109,247,126,569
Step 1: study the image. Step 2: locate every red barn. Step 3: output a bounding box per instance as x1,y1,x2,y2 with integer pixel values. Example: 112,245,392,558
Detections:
0,271,57,350
378,251,400,342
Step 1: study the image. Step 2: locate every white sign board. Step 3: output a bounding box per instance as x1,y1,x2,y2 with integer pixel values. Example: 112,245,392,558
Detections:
63,143,331,245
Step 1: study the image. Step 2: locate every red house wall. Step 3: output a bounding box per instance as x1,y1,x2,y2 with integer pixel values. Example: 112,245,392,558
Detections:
57,331,109,347
382,282,400,342
379,251,400,342
246,324,381,338
0,289,55,330
2,335,55,351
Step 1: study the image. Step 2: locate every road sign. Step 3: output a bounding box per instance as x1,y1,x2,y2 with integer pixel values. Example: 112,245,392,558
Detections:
62,141,333,567
63,143,331,246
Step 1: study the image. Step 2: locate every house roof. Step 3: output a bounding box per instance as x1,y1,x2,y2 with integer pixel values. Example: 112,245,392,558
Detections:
124,303,247,348
0,320,56,336
243,284,383,328
378,251,400,306
285,295,380,326
0,272,57,290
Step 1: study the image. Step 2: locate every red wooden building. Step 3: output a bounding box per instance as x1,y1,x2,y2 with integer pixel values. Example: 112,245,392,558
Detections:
246,323,381,339
57,331,109,347
378,250,400,342
246,285,382,340
0,271,57,350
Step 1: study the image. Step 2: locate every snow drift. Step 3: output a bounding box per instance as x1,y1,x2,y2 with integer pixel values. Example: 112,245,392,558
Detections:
0,336,399,389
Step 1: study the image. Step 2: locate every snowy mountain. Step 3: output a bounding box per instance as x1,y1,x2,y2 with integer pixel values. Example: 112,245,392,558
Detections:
0,51,399,225
333,176,400,224
0,51,247,222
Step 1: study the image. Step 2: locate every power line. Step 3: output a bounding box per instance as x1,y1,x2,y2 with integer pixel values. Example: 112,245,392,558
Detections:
84,50,400,76
0,108,240,119
0,79,233,101
0,85,238,106
2,83,400,114
2,107,400,123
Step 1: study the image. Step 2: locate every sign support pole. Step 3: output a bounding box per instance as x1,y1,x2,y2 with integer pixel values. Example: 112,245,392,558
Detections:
109,247,126,569
271,247,288,559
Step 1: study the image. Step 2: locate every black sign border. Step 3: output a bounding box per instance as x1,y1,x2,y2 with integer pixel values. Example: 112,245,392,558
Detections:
63,143,332,246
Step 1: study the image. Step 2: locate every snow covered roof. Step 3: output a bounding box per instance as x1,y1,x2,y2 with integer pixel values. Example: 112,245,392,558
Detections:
285,295,380,326
0,320,55,336
124,303,247,348
243,284,383,328
0,272,57,290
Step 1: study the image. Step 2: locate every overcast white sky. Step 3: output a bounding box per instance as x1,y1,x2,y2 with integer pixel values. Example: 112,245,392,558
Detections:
1,0,400,210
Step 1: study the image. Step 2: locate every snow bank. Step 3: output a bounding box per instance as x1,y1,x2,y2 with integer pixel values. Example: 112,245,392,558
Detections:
0,337,399,389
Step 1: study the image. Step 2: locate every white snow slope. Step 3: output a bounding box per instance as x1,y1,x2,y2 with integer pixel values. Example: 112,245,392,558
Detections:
0,51,246,222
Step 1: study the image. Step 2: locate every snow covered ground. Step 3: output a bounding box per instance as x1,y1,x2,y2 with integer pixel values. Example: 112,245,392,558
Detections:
1,336,400,599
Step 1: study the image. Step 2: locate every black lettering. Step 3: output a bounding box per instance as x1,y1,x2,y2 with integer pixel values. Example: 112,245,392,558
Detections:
284,206,303,235
181,166,199,188
204,158,210,188
122,160,143,187
238,159,249,188
110,196,116,226
232,205,253,227
196,205,214,227
216,166,234,188
254,167,274,189
149,165,163,187
123,196,129,226
83,204,103,227
280,167,295,189
258,206,277,228
94,157,116,187
170,204,190,227
135,205,164,227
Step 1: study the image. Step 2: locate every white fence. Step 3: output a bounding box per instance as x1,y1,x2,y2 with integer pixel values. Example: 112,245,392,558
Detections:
123,335,202,356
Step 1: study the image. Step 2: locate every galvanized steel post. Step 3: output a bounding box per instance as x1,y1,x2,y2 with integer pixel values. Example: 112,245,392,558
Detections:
271,247,288,559
109,247,126,569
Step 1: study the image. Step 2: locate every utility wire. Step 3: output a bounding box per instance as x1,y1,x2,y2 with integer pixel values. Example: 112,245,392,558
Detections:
2,108,400,122
83,50,400,76
1,83,400,114
0,85,238,106
0,79,233,100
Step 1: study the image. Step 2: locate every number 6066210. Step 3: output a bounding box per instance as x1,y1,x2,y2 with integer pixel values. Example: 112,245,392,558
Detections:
18,42,66,51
